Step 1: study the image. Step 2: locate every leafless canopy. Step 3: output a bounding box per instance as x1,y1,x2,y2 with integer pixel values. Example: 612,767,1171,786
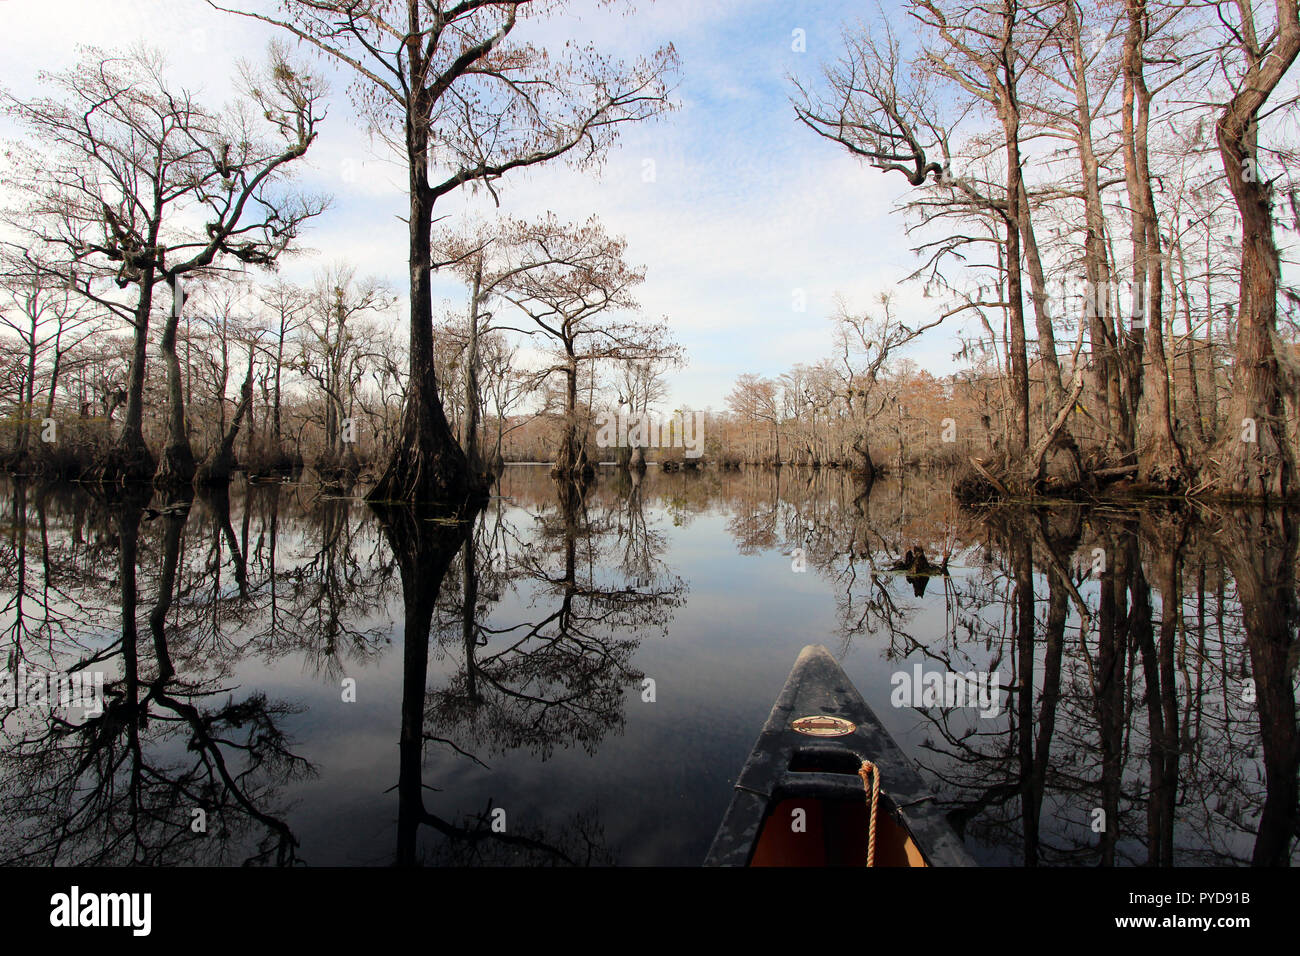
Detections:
792,18,949,186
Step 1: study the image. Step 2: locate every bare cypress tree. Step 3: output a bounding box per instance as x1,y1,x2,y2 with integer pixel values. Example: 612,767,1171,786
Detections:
490,216,678,480
0,249,97,468
2,45,327,487
296,263,392,477
259,278,310,468
793,7,1039,476
1121,0,1187,487
1208,0,1300,497
211,0,678,505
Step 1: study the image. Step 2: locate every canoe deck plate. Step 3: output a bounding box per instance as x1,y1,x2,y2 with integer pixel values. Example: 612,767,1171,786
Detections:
791,715,856,737
704,645,977,866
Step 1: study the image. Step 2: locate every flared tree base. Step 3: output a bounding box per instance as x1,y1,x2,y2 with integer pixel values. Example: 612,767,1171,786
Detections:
1139,438,1191,493
368,418,486,510
1208,424,1294,500
90,437,156,488
154,441,196,490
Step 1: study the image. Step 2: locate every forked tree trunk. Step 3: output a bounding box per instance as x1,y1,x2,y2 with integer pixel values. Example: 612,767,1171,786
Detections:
851,434,877,486
1123,0,1187,488
1209,0,1300,497
199,345,254,486
1066,1,1125,463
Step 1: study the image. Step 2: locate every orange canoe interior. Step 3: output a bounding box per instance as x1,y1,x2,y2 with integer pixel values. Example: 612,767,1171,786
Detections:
750,797,928,867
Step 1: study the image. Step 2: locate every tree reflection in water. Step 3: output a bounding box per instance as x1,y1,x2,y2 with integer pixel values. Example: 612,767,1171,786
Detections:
382,472,686,865
735,467,1298,866
0,467,1294,865
0,483,307,865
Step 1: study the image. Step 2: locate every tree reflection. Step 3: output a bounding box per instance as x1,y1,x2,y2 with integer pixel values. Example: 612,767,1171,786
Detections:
854,494,1300,867
0,487,308,865
0,467,1293,867
379,494,605,865
704,468,1297,866
1214,507,1299,866
430,481,679,756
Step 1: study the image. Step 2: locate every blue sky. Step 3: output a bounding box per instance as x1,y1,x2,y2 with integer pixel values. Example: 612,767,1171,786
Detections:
0,0,970,411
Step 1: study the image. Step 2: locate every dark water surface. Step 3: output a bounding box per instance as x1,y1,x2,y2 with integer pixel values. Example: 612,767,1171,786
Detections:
0,465,1296,866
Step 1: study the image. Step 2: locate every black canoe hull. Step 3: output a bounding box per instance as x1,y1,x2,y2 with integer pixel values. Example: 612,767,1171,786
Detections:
704,644,975,867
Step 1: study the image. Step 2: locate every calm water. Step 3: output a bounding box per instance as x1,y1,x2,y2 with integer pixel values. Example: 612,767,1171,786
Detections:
0,465,1295,866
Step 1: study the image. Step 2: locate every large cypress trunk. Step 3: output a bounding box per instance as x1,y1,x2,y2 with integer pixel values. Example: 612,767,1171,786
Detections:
551,352,591,480
1211,172,1295,498
100,269,158,483
851,434,876,486
1123,0,1186,488
369,105,471,505
1209,3,1300,498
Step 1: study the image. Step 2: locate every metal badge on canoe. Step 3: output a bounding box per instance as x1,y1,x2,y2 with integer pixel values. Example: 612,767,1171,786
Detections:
791,714,856,736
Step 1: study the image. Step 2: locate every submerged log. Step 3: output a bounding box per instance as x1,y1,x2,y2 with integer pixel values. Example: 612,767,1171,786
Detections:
1092,464,1139,479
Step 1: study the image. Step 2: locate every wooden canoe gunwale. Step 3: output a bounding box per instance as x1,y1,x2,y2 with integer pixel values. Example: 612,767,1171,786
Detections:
704,644,976,867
